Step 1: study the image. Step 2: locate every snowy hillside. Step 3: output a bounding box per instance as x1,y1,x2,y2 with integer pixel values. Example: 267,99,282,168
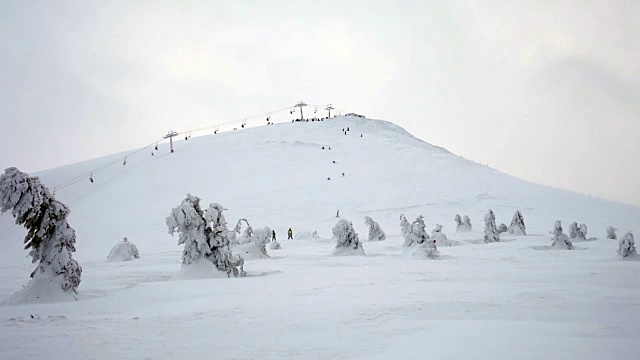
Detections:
1,116,639,359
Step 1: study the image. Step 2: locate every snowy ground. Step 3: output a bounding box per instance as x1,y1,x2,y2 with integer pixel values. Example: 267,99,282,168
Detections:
1,117,639,359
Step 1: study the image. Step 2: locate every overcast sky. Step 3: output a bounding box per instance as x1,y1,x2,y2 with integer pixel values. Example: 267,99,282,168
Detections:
2,0,639,205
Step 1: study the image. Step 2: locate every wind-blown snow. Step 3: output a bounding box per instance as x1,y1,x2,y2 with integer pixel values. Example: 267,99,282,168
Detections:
1,116,639,359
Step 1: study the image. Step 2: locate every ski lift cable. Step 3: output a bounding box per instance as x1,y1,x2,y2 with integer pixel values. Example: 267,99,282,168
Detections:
51,103,346,193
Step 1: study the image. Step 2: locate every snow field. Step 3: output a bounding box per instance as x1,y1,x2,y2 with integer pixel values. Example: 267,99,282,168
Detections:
1,116,639,358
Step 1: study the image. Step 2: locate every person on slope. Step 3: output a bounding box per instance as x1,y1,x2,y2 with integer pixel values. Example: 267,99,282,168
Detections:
272,230,277,242
288,228,293,240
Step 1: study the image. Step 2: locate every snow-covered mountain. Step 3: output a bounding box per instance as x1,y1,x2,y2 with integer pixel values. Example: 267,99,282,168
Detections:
1,116,638,359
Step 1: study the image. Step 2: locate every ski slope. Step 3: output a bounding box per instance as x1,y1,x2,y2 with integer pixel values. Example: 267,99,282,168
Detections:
1,116,639,359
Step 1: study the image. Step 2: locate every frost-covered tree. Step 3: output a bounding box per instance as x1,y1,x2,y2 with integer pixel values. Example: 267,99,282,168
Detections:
400,214,413,247
234,219,253,244
409,215,430,246
107,237,140,262
364,216,386,241
251,227,271,258
509,210,526,235
454,214,472,232
483,209,500,243
569,222,579,239
551,220,573,250
0,167,82,302
617,231,636,257
332,219,365,255
606,226,617,240
454,214,463,231
205,203,245,277
166,194,211,265
431,224,449,246
166,197,245,277
497,223,508,233
463,215,472,231
577,224,588,240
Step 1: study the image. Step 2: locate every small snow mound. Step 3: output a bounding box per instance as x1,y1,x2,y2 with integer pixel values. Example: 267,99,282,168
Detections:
269,241,282,250
232,242,270,260
2,276,78,305
332,246,366,256
171,258,230,280
107,238,140,262
405,242,441,259
295,231,321,240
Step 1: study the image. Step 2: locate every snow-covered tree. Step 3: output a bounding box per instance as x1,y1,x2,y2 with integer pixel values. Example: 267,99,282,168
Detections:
364,216,386,241
577,224,588,240
431,224,450,246
454,214,472,232
463,215,472,231
606,226,617,240
234,218,253,244
107,237,140,262
497,223,508,233
205,203,245,277
400,214,413,247
166,194,211,265
617,231,636,257
332,219,365,255
509,210,526,235
251,227,271,258
454,214,463,231
551,220,573,250
410,215,430,246
483,209,500,243
0,167,82,302
569,222,579,239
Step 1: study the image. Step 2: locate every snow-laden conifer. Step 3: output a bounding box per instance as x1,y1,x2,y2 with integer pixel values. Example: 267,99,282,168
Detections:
364,216,386,241
332,219,365,255
0,167,82,303
463,215,472,231
454,214,463,231
551,220,573,250
606,226,617,240
400,214,413,247
431,224,450,246
617,232,636,257
234,219,253,244
166,194,210,265
577,224,588,241
483,209,500,243
509,210,526,235
569,222,579,239
251,227,271,258
107,237,140,262
405,216,439,258
454,214,472,232
205,203,245,277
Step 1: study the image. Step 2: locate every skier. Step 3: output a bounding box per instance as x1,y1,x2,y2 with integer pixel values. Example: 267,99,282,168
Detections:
287,228,293,240
272,230,276,242
336,210,340,218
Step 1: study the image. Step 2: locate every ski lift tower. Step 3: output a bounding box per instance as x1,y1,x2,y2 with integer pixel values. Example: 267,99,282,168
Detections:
325,104,334,118
294,101,307,121
164,130,179,153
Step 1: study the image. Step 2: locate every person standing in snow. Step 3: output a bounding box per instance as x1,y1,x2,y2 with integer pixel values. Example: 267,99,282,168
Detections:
272,230,276,242
287,228,293,240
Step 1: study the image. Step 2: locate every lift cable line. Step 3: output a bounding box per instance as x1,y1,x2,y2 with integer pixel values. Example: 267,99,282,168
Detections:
51,102,346,194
